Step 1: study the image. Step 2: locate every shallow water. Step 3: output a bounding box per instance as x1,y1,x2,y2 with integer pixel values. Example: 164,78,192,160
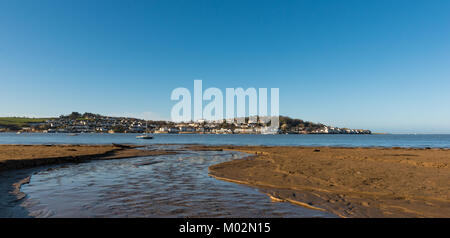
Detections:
19,146,335,218
1,133,450,148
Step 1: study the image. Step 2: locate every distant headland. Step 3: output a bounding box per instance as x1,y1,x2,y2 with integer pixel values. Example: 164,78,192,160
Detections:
0,112,371,135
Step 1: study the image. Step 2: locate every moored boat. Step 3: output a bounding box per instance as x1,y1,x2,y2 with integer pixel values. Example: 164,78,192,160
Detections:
136,134,153,139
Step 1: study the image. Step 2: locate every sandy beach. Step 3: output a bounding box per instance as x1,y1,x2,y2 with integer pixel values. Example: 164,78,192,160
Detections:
2,144,450,218
189,145,450,218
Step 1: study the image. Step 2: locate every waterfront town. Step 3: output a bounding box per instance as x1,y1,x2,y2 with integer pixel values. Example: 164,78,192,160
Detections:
0,112,371,135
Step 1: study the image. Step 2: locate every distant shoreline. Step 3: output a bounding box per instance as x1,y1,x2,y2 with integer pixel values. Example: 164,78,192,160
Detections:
0,114,372,135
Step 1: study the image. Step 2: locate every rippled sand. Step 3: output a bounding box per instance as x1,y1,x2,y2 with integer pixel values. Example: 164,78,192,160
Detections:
14,147,334,218
196,145,450,217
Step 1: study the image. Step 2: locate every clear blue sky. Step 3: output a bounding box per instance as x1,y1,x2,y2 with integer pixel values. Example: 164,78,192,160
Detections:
1,0,450,133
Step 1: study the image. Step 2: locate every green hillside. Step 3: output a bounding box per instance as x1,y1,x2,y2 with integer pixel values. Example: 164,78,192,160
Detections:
0,117,53,128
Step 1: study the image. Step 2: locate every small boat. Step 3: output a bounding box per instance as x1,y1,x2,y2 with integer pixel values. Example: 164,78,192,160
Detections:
68,133,79,136
136,134,153,139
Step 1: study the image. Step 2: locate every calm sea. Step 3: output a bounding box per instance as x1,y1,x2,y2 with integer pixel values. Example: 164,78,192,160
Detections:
0,133,449,148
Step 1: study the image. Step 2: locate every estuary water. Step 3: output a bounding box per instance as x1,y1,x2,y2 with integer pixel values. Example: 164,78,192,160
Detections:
1,133,450,148
16,146,334,218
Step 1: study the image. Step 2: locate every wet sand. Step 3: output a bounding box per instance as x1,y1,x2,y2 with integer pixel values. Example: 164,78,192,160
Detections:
15,148,334,218
0,144,177,217
3,144,450,218
0,144,175,171
189,145,450,218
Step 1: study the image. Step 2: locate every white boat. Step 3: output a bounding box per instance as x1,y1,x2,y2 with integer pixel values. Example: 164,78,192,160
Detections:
136,134,153,139
136,121,153,139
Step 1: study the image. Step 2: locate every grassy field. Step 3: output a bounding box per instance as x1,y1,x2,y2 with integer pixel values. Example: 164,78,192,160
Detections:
0,117,53,127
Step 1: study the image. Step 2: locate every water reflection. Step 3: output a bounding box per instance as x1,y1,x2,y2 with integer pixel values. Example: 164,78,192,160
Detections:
20,147,334,218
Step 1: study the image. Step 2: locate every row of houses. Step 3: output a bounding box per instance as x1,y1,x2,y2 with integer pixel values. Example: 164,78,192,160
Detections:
11,114,371,135
312,126,371,134
44,117,154,133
